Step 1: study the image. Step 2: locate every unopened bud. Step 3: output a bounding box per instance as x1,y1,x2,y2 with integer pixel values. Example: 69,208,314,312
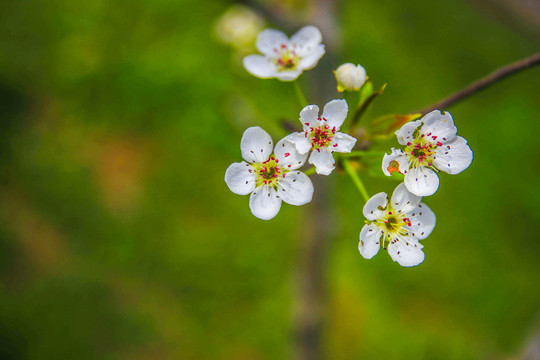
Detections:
334,63,367,92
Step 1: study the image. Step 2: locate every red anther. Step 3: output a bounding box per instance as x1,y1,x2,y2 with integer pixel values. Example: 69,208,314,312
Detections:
411,151,415,155
248,169,252,173
432,136,437,140
323,117,327,121
407,142,412,146
275,159,279,163
388,212,392,215
427,163,432,166
427,132,432,136
305,132,308,138
421,134,425,137
316,148,320,152
284,153,290,157
325,125,329,129
281,44,287,48
317,117,321,120
273,174,278,178
384,219,389,223
436,141,443,147
333,143,338,147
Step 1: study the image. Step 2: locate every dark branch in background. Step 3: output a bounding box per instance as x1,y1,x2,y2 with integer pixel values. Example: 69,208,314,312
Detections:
232,0,296,31
415,52,540,115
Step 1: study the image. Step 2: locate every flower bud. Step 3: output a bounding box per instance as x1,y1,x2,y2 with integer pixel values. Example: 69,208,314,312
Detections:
334,63,367,92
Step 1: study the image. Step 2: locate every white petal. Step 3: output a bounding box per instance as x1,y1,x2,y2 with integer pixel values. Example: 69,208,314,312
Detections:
299,104,320,130
330,132,357,153
404,166,440,197
362,192,388,221
395,120,422,146
249,186,282,220
382,148,409,176
224,162,256,195
433,136,473,175
277,171,314,206
390,183,421,214
359,224,381,259
243,55,278,79
241,127,273,164
420,110,457,142
387,235,425,267
321,99,348,130
298,44,325,70
290,26,322,56
284,132,312,155
308,148,335,175
275,69,303,81
275,137,308,169
256,29,289,56
404,202,436,240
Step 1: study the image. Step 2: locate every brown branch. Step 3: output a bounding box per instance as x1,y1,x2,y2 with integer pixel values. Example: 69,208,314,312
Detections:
415,52,540,115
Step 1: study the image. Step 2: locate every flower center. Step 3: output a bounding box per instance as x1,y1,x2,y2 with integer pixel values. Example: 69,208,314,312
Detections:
373,207,412,249
252,155,287,188
404,131,444,168
304,117,337,151
274,44,300,72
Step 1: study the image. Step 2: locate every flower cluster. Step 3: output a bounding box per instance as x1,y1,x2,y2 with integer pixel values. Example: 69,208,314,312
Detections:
224,24,473,267
360,111,473,266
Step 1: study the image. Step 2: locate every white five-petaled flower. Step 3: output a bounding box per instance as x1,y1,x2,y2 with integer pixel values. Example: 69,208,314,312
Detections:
286,99,357,175
382,110,473,196
243,26,325,81
359,183,436,267
225,127,314,220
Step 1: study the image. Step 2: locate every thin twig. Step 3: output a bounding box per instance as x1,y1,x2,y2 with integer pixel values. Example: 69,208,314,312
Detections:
415,52,540,115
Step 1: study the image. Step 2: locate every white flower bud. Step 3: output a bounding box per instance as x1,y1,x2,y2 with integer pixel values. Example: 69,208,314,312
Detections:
214,5,265,52
334,63,366,92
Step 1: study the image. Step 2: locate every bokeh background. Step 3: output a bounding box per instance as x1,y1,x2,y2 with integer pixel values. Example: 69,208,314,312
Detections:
1,0,539,359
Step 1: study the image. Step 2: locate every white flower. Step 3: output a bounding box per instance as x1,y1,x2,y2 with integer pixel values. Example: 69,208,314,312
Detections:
359,183,436,267
286,99,357,175
334,63,366,92
225,127,314,220
382,110,473,196
243,26,325,81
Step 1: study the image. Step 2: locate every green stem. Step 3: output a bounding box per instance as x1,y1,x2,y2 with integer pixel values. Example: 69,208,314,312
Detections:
293,81,308,107
342,159,370,203
339,150,386,158
303,166,316,176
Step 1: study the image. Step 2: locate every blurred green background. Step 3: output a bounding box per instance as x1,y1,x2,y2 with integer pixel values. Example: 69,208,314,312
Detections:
0,0,539,359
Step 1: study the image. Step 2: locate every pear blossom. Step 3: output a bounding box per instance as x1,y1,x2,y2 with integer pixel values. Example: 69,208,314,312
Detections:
382,110,473,196
359,183,436,267
225,127,314,220
334,63,367,92
243,26,325,81
286,99,357,175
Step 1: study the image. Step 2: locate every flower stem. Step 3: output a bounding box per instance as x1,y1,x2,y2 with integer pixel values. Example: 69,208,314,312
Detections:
303,166,316,176
340,150,386,158
342,159,370,202
293,81,308,107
